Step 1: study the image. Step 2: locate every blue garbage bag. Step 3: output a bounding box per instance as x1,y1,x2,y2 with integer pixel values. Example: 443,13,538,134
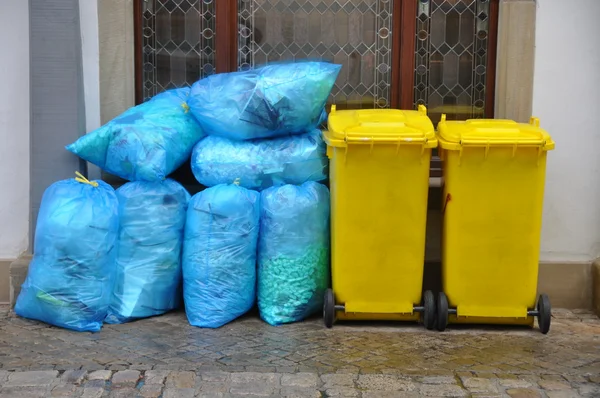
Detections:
66,88,204,182
187,61,341,141
105,179,189,323
15,175,119,332
257,182,330,325
190,130,328,190
183,184,260,328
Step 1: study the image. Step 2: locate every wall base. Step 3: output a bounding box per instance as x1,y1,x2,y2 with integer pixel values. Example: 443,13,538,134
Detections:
8,255,31,308
593,260,600,317
0,259,12,304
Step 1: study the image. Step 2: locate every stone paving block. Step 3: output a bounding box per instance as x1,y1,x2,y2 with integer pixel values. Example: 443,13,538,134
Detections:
87,370,112,381
165,371,196,388
473,372,497,379
61,370,87,385
0,387,51,398
162,388,195,398
139,384,163,398
281,373,319,388
230,372,281,385
144,370,170,385
362,391,421,398
500,379,533,389
0,371,8,384
357,374,416,392
198,382,229,393
362,392,421,398
546,391,582,398
229,381,277,396
461,377,499,393
539,380,573,390
420,383,468,397
588,375,600,383
541,374,568,382
279,386,321,397
419,376,457,385
83,380,106,389
109,387,138,397
577,383,600,397
200,372,230,382
321,373,357,388
324,387,360,397
506,388,543,398
111,370,140,388
50,384,78,396
196,393,227,398
5,371,59,387
80,387,103,398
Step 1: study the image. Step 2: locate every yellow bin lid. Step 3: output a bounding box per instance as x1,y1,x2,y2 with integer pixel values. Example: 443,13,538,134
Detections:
324,105,437,148
437,115,555,151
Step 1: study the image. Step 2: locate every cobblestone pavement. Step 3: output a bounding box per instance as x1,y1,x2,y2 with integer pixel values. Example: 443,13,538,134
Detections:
0,306,599,397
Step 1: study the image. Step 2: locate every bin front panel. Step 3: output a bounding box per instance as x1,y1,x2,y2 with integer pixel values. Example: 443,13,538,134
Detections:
329,143,431,318
441,146,548,319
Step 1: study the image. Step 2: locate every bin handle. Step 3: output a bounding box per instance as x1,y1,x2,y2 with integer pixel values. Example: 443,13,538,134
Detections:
459,138,547,147
345,136,429,145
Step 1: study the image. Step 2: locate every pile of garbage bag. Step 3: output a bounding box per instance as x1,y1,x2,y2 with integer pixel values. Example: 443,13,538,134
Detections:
257,182,330,325
14,174,119,332
183,183,260,328
66,88,204,182
17,60,337,331
191,130,328,190
187,61,341,140
105,179,189,324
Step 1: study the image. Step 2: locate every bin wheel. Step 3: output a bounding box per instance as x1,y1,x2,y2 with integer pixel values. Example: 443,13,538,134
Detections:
537,293,551,334
323,288,336,329
436,292,449,332
422,290,436,330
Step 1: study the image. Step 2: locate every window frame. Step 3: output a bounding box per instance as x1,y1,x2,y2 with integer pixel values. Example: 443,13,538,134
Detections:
133,0,500,177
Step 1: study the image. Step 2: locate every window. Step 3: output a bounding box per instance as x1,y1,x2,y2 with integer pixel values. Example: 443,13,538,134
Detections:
136,0,497,114
413,0,497,125
134,0,498,179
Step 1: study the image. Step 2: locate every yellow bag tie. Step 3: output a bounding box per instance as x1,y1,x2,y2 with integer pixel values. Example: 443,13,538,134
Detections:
233,178,241,186
181,102,190,113
75,171,99,187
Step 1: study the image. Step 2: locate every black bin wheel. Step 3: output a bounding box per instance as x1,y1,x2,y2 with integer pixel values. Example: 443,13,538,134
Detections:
537,293,551,334
422,290,436,330
323,288,336,329
436,291,449,332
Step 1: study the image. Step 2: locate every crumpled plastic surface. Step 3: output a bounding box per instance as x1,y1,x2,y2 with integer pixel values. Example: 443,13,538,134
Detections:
257,182,330,326
66,88,204,182
15,178,119,332
187,62,341,141
183,184,260,328
105,179,189,324
190,130,328,190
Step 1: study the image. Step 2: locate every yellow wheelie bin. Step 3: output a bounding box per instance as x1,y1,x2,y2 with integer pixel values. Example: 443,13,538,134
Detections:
436,115,555,334
321,105,438,329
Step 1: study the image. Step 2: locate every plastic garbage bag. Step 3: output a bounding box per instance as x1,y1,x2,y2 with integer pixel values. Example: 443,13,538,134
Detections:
66,88,204,182
105,179,189,323
183,184,260,328
187,61,341,141
15,174,119,332
190,130,328,190
257,181,330,325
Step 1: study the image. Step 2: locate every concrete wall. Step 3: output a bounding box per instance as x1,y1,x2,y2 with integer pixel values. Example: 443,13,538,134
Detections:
533,0,600,263
0,3,31,260
0,2,30,303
